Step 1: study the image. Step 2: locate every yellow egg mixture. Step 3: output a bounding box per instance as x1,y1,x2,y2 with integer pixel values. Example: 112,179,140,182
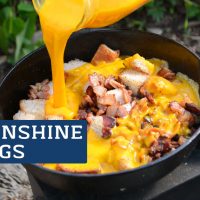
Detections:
32,0,200,174
43,54,200,173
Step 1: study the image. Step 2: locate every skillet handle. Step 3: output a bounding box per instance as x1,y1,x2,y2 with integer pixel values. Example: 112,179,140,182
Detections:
26,171,47,200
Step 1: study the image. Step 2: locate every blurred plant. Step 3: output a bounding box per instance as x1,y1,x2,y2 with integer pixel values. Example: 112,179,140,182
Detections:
118,0,200,32
146,1,166,23
0,0,43,64
145,0,181,23
184,0,200,30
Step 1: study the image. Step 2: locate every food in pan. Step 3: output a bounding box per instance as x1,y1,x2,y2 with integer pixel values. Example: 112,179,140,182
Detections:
14,44,200,174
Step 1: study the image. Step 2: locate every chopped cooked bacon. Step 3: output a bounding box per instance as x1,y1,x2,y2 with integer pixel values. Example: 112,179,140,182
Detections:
90,115,116,138
109,79,125,89
157,67,176,81
131,98,149,114
169,101,184,115
122,88,132,104
86,112,94,124
28,79,50,100
185,103,200,116
106,102,134,118
179,95,192,107
77,109,87,120
96,104,107,116
106,105,119,117
104,76,116,89
149,135,186,160
102,116,116,138
86,85,95,97
89,73,105,87
84,95,94,106
116,105,129,118
169,101,194,124
93,86,107,97
98,94,116,106
139,86,155,104
91,44,120,66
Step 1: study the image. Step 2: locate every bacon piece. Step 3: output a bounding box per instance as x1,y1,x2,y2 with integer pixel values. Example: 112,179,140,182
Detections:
169,101,184,115
185,103,200,116
96,104,107,116
28,79,50,100
86,86,95,97
102,116,116,138
98,94,116,106
122,88,132,104
169,101,194,124
106,102,134,118
86,112,94,124
149,136,179,160
91,44,120,66
104,76,116,89
116,105,129,118
77,109,88,120
157,67,176,81
93,86,107,97
106,105,119,117
131,98,148,114
104,76,125,89
89,73,105,87
139,86,155,104
109,79,125,89
90,115,116,138
179,95,192,107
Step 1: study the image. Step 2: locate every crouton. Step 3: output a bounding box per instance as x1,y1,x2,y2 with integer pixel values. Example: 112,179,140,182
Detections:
91,44,120,66
56,158,101,174
90,116,116,138
13,111,42,120
124,54,154,74
90,116,104,137
20,99,45,119
64,59,86,72
119,69,149,95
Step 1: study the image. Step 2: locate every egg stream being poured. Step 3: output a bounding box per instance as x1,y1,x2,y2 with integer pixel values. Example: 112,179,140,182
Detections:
32,0,149,118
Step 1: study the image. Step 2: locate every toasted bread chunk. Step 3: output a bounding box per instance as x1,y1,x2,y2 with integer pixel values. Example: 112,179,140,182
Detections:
120,69,149,95
64,59,86,72
13,110,43,120
57,158,101,174
90,116,104,137
124,54,154,74
91,44,120,66
20,99,45,119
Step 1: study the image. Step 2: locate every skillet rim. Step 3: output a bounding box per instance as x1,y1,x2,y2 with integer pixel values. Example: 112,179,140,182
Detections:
1,28,200,178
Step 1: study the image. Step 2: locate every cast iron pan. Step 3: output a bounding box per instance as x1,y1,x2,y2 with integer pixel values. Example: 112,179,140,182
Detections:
0,29,200,194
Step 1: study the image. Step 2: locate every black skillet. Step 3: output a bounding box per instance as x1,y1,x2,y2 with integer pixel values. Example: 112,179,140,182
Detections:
0,29,200,194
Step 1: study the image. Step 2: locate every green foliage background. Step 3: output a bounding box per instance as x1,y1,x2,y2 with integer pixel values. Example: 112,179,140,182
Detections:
0,0,200,64
0,0,42,64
